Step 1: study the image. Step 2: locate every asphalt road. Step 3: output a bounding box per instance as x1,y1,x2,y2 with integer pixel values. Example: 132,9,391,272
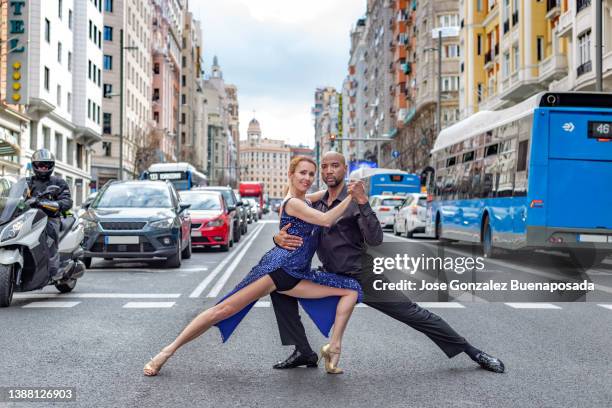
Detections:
1,214,611,408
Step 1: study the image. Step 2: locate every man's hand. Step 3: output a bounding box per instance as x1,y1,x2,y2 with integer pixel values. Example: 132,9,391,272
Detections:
348,180,368,205
274,223,303,251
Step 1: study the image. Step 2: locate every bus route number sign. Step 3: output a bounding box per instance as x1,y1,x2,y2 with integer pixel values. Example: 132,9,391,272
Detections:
588,121,612,140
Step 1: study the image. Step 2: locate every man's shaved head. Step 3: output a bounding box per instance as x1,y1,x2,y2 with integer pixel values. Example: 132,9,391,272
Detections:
321,151,346,166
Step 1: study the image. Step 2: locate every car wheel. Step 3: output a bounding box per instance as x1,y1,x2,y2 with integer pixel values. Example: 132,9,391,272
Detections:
406,222,413,238
165,239,182,268
234,222,241,243
220,242,230,251
181,235,192,259
393,223,401,236
82,257,92,269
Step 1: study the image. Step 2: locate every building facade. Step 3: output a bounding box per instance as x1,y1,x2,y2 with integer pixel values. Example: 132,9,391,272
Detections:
239,118,290,200
312,86,340,155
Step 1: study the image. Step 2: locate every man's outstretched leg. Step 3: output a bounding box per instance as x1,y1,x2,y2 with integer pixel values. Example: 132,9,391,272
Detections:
357,271,505,373
269,291,318,369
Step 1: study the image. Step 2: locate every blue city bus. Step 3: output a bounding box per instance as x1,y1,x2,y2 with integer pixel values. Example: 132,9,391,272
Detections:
425,92,612,265
349,167,421,196
142,162,208,191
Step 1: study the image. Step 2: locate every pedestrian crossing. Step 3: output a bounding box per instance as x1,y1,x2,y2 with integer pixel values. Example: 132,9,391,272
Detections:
14,296,612,311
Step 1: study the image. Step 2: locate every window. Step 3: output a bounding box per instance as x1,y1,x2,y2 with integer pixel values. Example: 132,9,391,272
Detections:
445,44,460,58
44,67,50,90
87,100,91,119
104,26,113,41
153,111,159,123
181,75,186,86
181,94,186,104
438,14,459,28
153,63,160,74
103,55,113,70
68,51,72,71
536,37,543,62
442,76,459,91
477,0,483,11
516,140,528,172
153,88,160,101
57,85,61,106
502,52,510,77
578,30,591,65
57,42,62,63
58,0,63,19
55,133,63,161
67,92,72,113
485,143,499,157
68,10,72,29
105,0,113,13
43,126,51,149
66,139,74,165
45,18,51,42
477,34,482,55
102,142,112,157
513,45,519,72
88,60,92,79
103,113,112,134
103,83,112,97
89,20,92,40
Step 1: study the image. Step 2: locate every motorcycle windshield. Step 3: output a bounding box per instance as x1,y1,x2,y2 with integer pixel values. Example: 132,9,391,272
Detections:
0,178,28,225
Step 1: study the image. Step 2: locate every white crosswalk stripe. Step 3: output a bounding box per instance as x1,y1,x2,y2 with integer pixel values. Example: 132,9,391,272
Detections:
597,304,612,310
123,302,176,308
22,301,81,308
505,303,562,309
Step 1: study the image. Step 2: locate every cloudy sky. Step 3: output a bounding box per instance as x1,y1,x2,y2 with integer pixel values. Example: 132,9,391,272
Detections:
190,0,366,148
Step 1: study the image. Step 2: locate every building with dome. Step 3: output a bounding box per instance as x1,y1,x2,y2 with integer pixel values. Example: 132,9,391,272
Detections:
239,118,291,200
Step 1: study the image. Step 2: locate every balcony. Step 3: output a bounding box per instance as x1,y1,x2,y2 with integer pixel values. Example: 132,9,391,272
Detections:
576,60,592,77
577,0,591,14
499,69,546,102
556,10,573,37
395,69,407,84
401,62,411,74
546,0,561,19
484,50,494,69
394,45,407,60
538,53,568,85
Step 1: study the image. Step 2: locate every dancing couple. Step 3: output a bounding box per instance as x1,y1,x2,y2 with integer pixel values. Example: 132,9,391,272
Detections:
144,153,505,376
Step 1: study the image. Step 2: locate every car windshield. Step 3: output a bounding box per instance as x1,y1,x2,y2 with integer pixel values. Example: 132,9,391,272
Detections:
0,178,27,224
180,192,221,210
93,183,172,208
204,189,234,206
381,198,404,207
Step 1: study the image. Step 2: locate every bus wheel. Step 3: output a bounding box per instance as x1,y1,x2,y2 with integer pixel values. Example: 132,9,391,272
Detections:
482,217,500,258
569,249,608,270
435,217,449,246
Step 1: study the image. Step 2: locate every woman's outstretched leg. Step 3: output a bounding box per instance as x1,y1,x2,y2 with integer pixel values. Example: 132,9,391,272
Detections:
144,275,276,376
280,281,358,372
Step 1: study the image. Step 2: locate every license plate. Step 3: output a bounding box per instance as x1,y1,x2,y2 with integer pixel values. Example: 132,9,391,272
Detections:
578,234,608,243
191,230,202,237
105,236,139,244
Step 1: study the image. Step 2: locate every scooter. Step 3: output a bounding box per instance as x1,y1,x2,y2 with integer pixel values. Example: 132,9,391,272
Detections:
0,177,86,307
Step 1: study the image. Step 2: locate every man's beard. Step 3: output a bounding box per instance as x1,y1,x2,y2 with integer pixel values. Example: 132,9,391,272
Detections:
324,176,342,187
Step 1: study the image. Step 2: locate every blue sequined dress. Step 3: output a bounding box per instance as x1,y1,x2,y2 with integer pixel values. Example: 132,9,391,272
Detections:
215,198,363,342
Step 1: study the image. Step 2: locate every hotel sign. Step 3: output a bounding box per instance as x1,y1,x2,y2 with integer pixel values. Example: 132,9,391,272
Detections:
6,0,29,105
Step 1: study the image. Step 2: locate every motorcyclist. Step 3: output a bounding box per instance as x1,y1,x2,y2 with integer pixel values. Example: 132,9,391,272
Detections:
26,149,73,281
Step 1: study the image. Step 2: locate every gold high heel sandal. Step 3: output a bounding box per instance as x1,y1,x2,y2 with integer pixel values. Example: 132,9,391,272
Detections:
143,350,173,377
319,344,343,374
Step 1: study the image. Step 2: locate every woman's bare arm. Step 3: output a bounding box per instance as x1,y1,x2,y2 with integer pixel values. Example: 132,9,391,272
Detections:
284,195,352,228
305,190,326,204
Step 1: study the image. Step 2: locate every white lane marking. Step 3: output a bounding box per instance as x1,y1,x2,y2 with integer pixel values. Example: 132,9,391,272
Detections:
383,232,430,243
417,302,465,308
254,301,270,307
14,293,181,299
207,224,266,298
258,220,279,224
189,223,264,298
22,301,80,308
505,303,561,309
597,304,612,310
88,267,208,273
123,302,175,308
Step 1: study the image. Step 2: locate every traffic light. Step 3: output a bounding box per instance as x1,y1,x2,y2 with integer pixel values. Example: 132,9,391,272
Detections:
330,134,336,148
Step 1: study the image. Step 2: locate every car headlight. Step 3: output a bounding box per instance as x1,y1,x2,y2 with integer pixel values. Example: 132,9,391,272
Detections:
206,218,224,227
149,218,175,229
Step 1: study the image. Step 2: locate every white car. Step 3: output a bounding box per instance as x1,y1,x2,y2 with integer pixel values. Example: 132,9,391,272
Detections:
393,193,427,237
369,195,406,229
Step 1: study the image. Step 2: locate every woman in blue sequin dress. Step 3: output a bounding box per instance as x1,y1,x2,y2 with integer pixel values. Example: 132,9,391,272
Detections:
144,156,362,376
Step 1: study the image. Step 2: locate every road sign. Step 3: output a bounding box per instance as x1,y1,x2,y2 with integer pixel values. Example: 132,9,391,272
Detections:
392,150,400,158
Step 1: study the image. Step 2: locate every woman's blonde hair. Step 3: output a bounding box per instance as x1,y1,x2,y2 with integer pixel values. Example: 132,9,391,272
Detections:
283,155,317,197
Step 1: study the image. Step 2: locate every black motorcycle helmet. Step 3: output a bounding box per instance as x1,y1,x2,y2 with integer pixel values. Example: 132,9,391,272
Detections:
31,149,56,180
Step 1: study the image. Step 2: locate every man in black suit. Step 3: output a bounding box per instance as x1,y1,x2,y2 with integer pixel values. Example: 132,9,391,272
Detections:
271,152,504,373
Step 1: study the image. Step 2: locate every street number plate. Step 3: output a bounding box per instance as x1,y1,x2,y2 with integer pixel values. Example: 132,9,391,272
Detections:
105,236,139,244
191,230,202,237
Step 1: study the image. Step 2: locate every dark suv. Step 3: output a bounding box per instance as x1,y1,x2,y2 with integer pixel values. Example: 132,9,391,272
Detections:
196,187,243,243
79,180,192,268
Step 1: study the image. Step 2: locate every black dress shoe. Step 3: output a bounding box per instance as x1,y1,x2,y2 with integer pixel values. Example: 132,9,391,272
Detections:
475,352,505,373
273,349,318,369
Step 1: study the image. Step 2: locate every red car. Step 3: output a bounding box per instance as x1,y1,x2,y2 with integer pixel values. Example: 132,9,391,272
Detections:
179,190,234,251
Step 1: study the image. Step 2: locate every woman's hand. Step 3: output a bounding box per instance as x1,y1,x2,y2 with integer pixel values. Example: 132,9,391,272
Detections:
347,180,368,205
273,223,303,250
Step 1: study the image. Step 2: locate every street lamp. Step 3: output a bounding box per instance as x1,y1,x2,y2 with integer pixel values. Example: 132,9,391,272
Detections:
107,30,139,181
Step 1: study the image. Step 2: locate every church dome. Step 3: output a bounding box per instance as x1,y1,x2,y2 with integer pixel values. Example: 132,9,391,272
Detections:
247,118,261,134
